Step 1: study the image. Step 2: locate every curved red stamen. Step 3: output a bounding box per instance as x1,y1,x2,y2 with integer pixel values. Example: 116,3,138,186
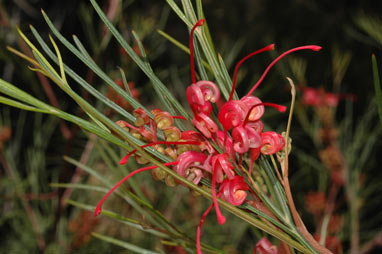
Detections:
197,202,214,254
94,161,178,216
212,167,226,225
245,45,322,97
116,120,140,131
119,140,201,165
197,191,222,254
229,44,275,101
190,19,205,84
243,102,287,125
173,115,187,120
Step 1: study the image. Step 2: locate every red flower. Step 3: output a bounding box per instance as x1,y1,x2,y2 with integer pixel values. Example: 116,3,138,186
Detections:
254,237,278,254
95,17,322,254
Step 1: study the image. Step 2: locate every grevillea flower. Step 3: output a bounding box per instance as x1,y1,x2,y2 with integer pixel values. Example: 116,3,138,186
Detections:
254,237,278,254
196,80,220,103
218,100,248,130
174,151,208,185
216,130,233,154
260,132,285,155
154,110,174,129
192,113,218,138
133,107,150,126
301,87,348,108
211,153,235,182
241,96,264,121
324,92,340,107
302,87,321,106
246,120,264,133
164,126,181,141
219,176,249,206
232,125,250,153
245,126,263,149
94,16,322,254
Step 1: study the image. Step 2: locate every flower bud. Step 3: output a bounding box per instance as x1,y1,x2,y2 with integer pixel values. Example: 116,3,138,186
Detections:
164,126,181,141
133,108,150,126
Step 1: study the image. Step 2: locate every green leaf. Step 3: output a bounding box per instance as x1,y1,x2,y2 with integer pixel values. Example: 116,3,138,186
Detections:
118,68,133,97
50,183,109,193
131,29,183,129
0,79,128,150
30,26,137,123
38,14,148,116
372,54,382,128
66,200,170,239
0,96,50,114
165,0,193,28
157,29,211,71
217,54,237,100
91,232,160,254
88,0,191,121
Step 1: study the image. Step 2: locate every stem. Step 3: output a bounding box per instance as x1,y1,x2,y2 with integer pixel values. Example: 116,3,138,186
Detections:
282,78,332,254
318,183,339,246
283,177,332,254
345,167,360,254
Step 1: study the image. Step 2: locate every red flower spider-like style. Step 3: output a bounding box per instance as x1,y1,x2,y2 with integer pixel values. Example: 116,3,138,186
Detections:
94,18,322,253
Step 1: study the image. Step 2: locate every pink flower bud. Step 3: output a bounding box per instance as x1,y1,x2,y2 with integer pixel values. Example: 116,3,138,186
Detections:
241,96,264,121
196,80,220,103
250,148,261,173
133,107,150,126
218,100,248,130
302,87,320,106
154,111,174,129
246,125,262,149
232,125,250,153
191,101,212,116
219,176,249,206
216,130,233,154
192,113,218,138
246,120,264,133
254,237,278,254
187,83,205,107
211,153,235,183
261,132,285,155
164,126,181,141
324,92,339,107
175,151,208,185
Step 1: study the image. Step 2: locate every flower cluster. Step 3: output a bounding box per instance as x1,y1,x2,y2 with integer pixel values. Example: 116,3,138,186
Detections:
302,87,340,107
94,19,321,253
